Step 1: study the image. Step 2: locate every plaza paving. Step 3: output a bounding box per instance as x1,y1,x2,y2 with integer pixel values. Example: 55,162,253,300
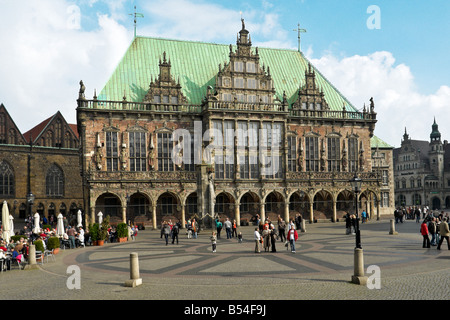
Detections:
1,217,449,301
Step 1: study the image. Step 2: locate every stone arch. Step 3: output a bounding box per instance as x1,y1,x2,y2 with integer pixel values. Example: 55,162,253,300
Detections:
238,191,261,224
95,192,122,223
156,191,181,226
184,191,198,218
127,192,151,224
214,191,236,221
288,190,310,221
264,190,285,221
313,189,333,220
360,189,378,220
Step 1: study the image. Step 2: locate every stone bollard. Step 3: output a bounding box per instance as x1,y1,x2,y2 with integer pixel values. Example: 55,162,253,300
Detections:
301,219,306,233
389,219,398,235
24,244,39,270
124,252,142,287
351,248,368,285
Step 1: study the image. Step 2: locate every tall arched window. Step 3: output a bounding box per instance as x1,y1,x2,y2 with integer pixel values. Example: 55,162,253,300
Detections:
0,161,14,197
46,164,64,197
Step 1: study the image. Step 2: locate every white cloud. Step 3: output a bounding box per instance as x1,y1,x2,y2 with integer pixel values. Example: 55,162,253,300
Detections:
0,0,131,132
308,51,450,147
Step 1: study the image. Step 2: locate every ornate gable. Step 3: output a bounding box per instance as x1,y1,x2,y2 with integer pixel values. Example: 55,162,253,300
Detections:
292,63,329,111
210,19,279,107
143,52,187,105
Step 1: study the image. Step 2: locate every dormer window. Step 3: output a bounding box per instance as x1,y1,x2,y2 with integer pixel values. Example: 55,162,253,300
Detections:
234,62,244,72
246,62,256,73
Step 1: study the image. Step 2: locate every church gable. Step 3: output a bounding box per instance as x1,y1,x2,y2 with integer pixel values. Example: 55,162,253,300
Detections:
0,104,27,145
25,111,79,148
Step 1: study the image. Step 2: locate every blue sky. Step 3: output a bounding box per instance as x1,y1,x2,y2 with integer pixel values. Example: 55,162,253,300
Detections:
0,0,449,146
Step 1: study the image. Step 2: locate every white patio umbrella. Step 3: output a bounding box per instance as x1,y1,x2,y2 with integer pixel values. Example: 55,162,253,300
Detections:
33,212,40,234
9,214,14,237
56,213,64,237
2,201,10,243
98,211,103,225
77,210,83,228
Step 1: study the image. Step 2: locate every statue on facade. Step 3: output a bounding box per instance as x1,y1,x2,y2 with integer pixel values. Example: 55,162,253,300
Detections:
342,141,347,171
148,133,155,170
79,80,86,100
369,97,375,113
208,172,216,218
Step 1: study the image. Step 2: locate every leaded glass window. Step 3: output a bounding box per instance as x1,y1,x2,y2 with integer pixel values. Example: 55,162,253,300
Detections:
46,164,64,197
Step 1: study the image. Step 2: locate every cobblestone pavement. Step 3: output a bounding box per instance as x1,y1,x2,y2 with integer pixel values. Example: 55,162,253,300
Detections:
1,217,449,301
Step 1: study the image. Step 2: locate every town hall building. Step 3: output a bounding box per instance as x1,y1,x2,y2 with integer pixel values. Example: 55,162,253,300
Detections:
76,20,394,229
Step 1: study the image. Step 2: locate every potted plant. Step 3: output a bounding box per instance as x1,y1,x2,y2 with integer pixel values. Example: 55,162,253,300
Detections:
116,222,128,242
47,237,60,254
89,223,99,246
34,239,45,262
97,216,110,246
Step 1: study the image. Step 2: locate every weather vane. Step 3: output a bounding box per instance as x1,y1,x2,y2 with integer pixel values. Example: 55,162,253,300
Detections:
293,22,307,52
129,5,144,38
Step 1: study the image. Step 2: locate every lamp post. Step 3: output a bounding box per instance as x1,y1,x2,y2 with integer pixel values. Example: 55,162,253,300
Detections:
349,174,362,249
349,173,367,285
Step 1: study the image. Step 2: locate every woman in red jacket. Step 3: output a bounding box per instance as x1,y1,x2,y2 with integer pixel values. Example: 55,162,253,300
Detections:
287,225,298,253
421,220,430,248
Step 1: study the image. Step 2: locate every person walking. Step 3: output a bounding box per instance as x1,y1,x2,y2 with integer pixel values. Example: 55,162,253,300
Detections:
162,221,171,245
287,225,298,253
171,222,179,244
278,218,286,242
254,228,261,253
428,218,437,246
224,218,232,239
215,218,223,239
210,231,217,253
437,218,450,250
232,220,238,238
192,219,198,239
262,225,271,252
67,226,76,249
420,220,430,248
270,224,277,252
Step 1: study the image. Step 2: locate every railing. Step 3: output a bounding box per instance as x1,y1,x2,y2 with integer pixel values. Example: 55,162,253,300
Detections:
90,170,197,181
77,99,202,114
204,101,288,113
289,109,376,121
77,98,376,121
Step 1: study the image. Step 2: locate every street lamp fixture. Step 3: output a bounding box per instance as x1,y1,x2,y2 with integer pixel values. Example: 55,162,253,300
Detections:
349,174,362,249
27,192,35,216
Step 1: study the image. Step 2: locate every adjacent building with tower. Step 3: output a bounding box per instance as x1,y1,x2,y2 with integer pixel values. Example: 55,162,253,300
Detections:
394,119,450,210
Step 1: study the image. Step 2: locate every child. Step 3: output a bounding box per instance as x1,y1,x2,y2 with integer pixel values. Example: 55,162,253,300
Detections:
210,231,217,253
238,232,243,243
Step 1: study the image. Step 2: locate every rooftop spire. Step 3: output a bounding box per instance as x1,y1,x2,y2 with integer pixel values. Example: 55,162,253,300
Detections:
129,6,144,38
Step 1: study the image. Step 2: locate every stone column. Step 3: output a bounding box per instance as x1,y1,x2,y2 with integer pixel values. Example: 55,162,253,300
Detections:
181,204,186,229
309,201,314,223
351,248,368,285
389,219,398,235
377,198,381,221
235,204,240,227
122,206,127,224
152,204,157,230
124,252,142,287
284,202,289,224
90,206,95,225
260,202,265,222
332,199,337,222
24,244,39,270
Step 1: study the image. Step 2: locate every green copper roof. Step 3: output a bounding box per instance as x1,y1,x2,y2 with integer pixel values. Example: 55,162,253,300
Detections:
371,135,393,149
98,36,357,112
